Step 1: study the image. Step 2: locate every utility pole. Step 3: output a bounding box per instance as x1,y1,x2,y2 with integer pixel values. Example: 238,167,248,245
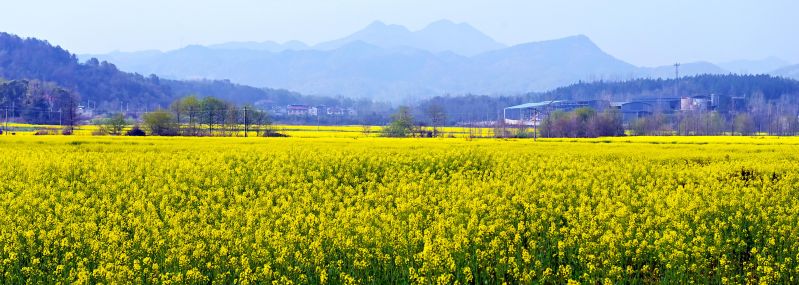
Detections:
532,109,539,141
243,106,248,137
669,62,681,136
7,101,14,135
674,62,681,98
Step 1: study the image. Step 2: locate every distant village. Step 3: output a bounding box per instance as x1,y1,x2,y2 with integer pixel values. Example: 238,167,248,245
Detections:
278,104,358,117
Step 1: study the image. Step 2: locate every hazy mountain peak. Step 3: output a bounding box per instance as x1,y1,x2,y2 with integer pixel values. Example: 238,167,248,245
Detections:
564,34,591,41
556,34,594,45
474,34,635,82
315,20,504,56
506,34,600,53
364,20,389,29
359,20,411,34
424,19,461,28
181,44,210,51
366,20,386,27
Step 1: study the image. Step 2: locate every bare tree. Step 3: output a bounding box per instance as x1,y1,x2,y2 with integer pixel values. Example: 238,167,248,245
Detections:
747,92,768,134
425,103,447,137
180,96,201,136
104,113,127,135
734,113,755,136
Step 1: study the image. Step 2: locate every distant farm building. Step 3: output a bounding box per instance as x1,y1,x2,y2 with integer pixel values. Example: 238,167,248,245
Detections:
503,100,610,125
287,104,311,116
680,96,711,111
610,98,681,122
504,95,743,125
287,105,322,116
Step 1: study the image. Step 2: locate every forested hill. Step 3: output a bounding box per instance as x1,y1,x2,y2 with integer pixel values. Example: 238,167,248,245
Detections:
539,74,799,101
0,32,303,110
417,74,799,124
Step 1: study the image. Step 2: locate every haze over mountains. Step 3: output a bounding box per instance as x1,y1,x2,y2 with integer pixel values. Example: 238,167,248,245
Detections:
0,32,307,110
82,20,796,100
3,29,798,126
718,57,790,75
774,64,799,79
312,20,505,56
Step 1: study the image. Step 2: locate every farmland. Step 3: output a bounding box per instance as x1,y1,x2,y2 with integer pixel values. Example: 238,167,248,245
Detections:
1,136,798,284
0,124,495,138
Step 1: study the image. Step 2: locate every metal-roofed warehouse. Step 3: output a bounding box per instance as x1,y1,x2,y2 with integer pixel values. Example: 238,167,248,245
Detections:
503,100,610,125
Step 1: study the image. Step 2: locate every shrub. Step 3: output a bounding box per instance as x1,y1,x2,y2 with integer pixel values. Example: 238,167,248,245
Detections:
126,126,146,136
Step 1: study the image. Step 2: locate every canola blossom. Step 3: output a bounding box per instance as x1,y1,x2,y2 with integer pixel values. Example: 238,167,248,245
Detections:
1,136,798,284
3,123,495,138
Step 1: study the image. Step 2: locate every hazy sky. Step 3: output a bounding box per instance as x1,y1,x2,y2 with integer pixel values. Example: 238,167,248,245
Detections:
1,0,796,66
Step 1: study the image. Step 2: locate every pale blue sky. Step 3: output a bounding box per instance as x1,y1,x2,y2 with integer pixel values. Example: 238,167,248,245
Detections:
1,0,796,66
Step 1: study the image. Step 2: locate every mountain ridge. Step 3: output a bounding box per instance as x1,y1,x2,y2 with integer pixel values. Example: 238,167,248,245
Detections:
76,20,795,100
82,32,718,99
0,32,305,110
313,20,505,56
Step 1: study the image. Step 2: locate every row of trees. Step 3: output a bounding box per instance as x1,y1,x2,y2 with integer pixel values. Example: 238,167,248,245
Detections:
0,79,79,131
96,96,275,136
385,105,626,139
629,111,799,136
381,105,449,137
540,108,625,138
522,108,799,138
625,93,799,136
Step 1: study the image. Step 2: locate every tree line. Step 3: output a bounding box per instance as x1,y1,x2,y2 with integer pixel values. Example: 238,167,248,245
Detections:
381,105,624,138
385,100,799,138
95,96,275,137
413,74,799,125
627,93,799,136
0,79,79,133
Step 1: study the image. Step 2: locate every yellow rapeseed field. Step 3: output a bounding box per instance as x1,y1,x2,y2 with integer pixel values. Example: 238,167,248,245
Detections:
2,124,494,138
1,136,798,284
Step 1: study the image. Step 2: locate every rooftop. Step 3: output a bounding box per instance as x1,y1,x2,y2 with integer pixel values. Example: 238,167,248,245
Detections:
504,100,564,110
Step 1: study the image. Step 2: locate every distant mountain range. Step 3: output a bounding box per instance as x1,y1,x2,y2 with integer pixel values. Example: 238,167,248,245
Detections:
0,32,305,110
205,20,504,56
84,34,631,100
81,20,796,101
312,20,505,56
3,28,798,125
